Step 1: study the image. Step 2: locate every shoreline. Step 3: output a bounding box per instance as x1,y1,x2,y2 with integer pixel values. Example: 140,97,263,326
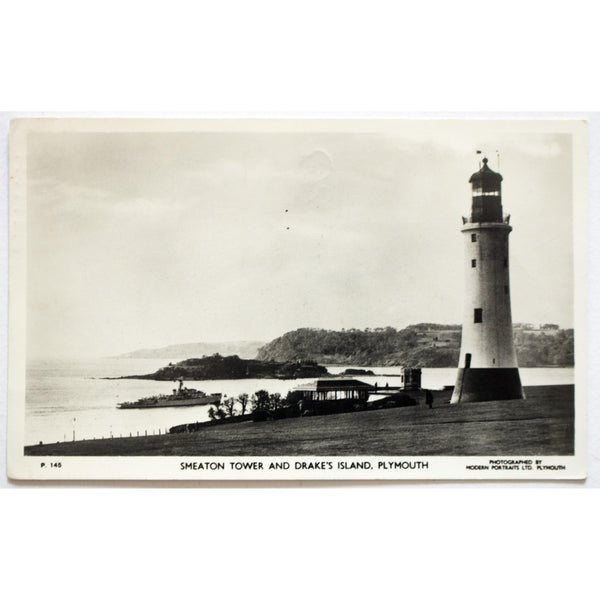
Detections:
25,384,575,457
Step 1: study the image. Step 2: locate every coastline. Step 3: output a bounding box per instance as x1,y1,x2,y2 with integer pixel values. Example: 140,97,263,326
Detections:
25,384,574,457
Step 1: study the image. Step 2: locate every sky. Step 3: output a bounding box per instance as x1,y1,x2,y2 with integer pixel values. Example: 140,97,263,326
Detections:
24,121,576,358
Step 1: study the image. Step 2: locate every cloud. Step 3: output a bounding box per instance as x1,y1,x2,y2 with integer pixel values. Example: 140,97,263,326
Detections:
378,127,567,162
512,138,564,158
24,126,574,357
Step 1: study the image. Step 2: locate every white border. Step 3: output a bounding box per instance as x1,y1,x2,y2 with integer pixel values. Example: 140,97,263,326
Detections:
5,117,588,482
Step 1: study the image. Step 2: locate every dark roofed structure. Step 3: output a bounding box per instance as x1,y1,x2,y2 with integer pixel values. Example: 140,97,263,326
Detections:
293,378,374,392
293,378,374,406
468,157,505,223
468,157,503,185
292,375,422,415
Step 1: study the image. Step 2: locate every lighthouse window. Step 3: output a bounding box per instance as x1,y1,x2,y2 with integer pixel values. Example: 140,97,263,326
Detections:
503,258,508,268
474,308,483,323
471,259,477,268
504,285,509,294
472,187,499,197
471,234,477,242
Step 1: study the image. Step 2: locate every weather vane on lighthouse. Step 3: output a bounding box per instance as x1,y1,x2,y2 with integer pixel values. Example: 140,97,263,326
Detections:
451,154,524,403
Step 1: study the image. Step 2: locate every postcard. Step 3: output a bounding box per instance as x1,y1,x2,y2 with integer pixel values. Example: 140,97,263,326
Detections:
6,118,587,480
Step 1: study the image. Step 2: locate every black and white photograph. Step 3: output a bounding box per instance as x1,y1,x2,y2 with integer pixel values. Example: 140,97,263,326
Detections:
7,118,587,480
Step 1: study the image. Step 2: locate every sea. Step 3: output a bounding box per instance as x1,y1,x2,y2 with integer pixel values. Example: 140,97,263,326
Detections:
24,358,575,446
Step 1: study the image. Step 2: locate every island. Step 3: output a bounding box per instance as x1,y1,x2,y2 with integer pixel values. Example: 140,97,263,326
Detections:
341,368,375,376
111,354,329,381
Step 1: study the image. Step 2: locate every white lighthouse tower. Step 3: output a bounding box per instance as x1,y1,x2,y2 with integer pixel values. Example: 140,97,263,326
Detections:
451,157,524,404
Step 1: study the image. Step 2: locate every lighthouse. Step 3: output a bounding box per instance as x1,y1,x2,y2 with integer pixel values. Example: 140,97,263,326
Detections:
451,157,524,404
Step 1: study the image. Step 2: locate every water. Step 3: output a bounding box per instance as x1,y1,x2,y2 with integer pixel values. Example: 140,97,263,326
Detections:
24,358,575,446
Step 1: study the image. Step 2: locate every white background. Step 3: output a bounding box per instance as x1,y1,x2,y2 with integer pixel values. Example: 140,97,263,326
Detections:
1,1,599,599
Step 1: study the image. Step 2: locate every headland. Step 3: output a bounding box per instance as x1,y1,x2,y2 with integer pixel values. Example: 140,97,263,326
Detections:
109,354,329,381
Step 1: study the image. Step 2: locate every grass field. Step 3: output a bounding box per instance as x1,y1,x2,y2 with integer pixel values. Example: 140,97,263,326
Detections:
25,384,575,457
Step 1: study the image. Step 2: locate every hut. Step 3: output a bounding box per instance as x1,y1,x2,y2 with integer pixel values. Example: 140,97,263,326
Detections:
398,367,422,391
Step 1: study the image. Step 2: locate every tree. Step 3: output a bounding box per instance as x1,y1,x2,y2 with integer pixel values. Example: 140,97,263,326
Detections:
284,390,303,408
237,393,250,415
208,405,226,421
222,396,236,418
252,389,270,412
270,393,282,410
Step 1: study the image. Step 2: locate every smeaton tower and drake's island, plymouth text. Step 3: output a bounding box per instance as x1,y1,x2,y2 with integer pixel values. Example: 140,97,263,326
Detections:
452,157,524,404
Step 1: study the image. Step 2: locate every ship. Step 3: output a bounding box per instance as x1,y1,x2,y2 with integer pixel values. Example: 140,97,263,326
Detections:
117,379,222,409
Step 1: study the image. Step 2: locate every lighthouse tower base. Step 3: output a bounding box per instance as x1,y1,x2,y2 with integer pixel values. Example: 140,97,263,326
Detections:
451,368,524,404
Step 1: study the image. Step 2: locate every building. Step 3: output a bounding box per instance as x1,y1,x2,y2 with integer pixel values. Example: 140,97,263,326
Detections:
293,379,374,404
451,158,524,403
293,371,422,413
395,367,422,390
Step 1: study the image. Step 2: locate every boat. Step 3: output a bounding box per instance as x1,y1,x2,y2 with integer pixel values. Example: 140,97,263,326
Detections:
117,379,222,409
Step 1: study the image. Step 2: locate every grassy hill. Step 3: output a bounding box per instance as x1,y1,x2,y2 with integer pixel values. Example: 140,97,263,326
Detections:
25,385,574,457
256,324,574,368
